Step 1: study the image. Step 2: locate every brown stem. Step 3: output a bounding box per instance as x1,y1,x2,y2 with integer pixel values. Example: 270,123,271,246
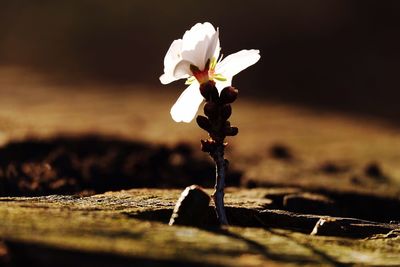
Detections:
211,144,228,225
197,81,238,226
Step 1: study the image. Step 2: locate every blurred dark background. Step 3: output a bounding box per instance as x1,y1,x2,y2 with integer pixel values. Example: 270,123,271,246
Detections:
0,0,399,120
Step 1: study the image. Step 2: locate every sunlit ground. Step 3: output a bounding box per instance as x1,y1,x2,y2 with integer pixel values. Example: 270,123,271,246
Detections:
1,66,400,196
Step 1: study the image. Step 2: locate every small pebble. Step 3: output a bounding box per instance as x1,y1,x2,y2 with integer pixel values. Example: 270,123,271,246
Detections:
365,162,383,178
270,144,293,160
350,176,361,184
169,185,211,227
246,180,258,189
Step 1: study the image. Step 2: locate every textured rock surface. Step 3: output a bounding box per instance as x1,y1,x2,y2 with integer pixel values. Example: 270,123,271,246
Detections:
1,188,399,266
1,69,400,266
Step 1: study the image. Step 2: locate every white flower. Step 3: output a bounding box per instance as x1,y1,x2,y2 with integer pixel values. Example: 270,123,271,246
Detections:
160,22,260,123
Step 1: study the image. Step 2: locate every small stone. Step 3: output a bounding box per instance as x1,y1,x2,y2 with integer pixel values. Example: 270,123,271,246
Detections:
246,180,257,189
310,217,394,238
350,176,361,184
169,185,211,227
320,162,341,174
270,144,293,160
310,218,341,236
365,162,383,178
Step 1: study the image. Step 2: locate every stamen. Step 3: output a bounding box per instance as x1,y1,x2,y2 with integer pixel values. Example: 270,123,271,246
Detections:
217,53,224,64
185,76,196,85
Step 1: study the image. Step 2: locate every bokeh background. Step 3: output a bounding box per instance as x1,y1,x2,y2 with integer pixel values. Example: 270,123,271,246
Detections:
0,0,399,120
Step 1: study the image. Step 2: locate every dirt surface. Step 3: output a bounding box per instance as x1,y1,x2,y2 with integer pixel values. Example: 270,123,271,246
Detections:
0,135,241,196
1,67,400,266
1,67,400,192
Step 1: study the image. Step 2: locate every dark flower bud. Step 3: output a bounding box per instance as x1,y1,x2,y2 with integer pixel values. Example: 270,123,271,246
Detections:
196,115,211,132
221,104,232,121
204,102,218,119
225,126,238,136
200,81,218,102
200,139,217,152
220,86,238,104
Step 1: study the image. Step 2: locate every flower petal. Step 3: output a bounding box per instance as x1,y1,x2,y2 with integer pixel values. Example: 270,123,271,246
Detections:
163,39,183,70
170,82,204,123
172,59,192,78
181,22,218,70
215,78,232,93
160,22,221,85
159,39,183,84
205,27,220,65
159,74,175,84
216,49,261,78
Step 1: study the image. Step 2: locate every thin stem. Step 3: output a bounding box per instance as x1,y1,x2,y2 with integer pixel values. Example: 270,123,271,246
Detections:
197,81,238,226
211,144,228,225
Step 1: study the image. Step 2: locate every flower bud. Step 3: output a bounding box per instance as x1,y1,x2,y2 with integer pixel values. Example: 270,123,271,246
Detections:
196,115,211,132
220,86,238,104
204,102,218,119
200,139,217,152
225,126,238,136
200,81,219,102
221,104,232,121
